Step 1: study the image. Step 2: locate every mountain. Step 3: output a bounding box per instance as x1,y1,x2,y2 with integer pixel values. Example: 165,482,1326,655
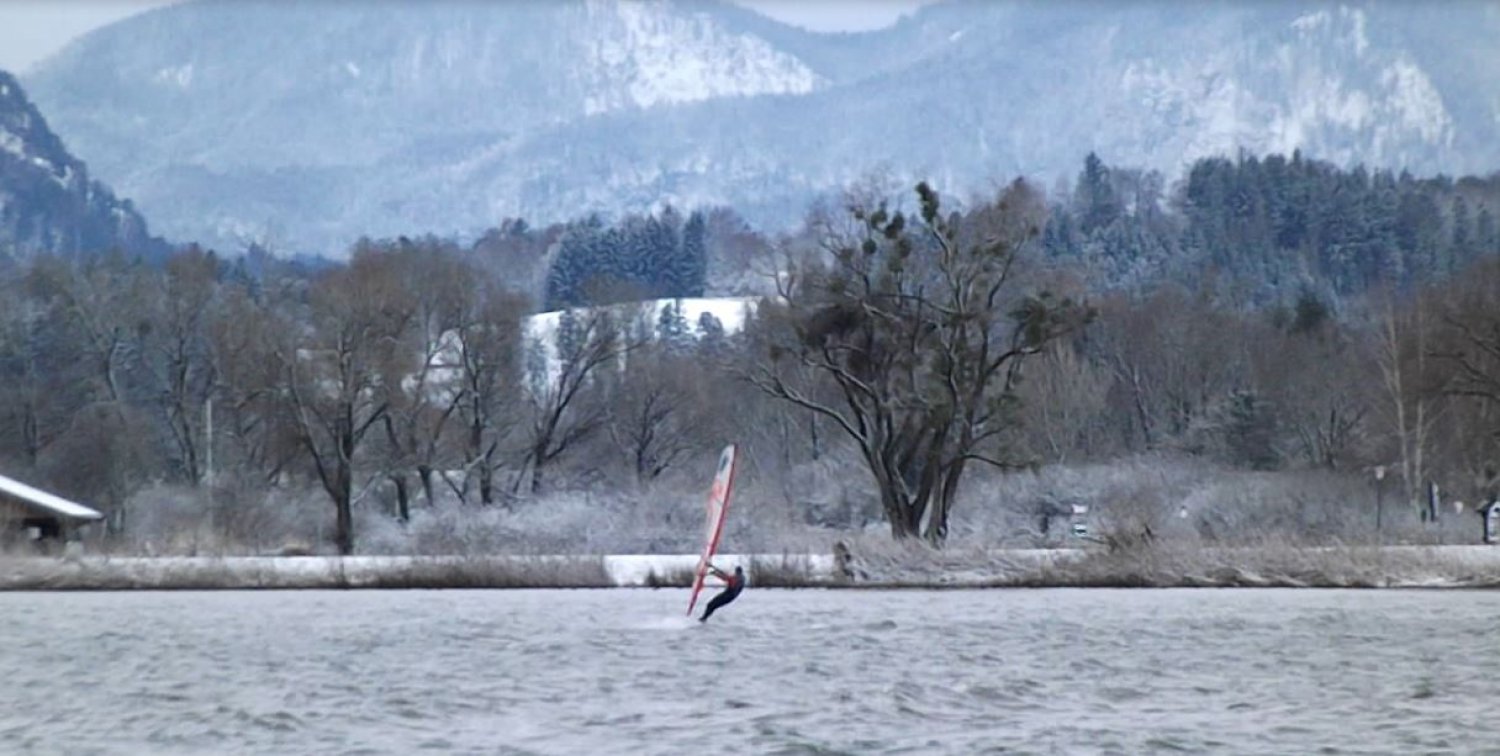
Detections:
0,70,169,262
21,0,1500,257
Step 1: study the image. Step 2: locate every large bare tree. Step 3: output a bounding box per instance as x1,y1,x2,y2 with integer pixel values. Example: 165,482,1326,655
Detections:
515,306,643,495
278,249,415,554
447,281,526,506
1432,257,1500,498
752,180,1090,543
139,246,220,483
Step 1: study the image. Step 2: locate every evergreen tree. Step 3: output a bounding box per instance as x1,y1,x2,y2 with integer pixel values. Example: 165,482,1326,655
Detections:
545,218,604,310
656,299,692,354
696,311,727,358
1224,390,1279,470
680,210,708,298
1478,207,1497,256
1452,196,1474,272
1075,152,1122,235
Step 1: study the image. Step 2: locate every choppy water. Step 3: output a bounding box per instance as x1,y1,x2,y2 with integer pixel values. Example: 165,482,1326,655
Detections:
2,588,1498,755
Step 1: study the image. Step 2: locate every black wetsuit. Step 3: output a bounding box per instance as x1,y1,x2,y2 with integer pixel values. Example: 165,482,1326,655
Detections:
700,569,744,622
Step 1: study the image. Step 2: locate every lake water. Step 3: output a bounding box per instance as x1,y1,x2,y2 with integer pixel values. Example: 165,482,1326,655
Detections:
2,588,1497,755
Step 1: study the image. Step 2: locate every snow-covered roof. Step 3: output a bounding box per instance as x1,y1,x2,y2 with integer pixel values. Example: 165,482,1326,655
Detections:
0,474,103,521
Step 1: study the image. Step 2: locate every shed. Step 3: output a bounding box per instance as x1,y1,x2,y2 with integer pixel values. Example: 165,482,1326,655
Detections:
0,473,103,547
1481,500,1500,545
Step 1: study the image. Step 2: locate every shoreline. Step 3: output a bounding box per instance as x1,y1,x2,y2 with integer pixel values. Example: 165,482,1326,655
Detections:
4,545,1500,591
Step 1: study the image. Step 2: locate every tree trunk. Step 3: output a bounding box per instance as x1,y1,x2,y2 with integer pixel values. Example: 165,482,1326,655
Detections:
923,462,966,545
530,453,545,494
479,459,495,505
390,474,410,522
333,412,357,555
334,464,354,556
877,470,918,539
418,465,435,509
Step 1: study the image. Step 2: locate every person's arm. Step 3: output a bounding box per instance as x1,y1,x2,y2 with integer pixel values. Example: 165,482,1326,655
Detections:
706,564,728,579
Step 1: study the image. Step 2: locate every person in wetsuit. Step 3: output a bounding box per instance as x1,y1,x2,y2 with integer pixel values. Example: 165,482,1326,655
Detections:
699,564,745,622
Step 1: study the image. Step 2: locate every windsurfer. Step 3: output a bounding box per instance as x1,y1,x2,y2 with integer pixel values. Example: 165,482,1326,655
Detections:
699,564,745,622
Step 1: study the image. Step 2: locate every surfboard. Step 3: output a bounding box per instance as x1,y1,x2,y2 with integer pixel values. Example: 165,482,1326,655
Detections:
686,444,737,616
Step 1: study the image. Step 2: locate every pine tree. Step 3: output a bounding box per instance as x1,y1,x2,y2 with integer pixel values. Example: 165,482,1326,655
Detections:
1224,390,1279,470
1478,207,1497,256
1451,196,1474,272
680,210,708,298
1075,152,1122,235
656,299,691,354
696,311,727,357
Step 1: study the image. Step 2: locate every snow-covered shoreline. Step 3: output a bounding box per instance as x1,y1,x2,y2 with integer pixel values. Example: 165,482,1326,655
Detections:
4,545,1500,590
0,553,836,591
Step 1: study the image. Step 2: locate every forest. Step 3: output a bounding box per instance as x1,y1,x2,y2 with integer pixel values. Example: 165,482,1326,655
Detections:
1,151,1497,557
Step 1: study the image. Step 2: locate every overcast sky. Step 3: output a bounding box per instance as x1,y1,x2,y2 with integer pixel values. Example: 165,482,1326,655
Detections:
0,0,935,74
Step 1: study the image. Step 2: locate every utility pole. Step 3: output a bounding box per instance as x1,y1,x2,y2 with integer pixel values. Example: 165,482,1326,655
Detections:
1374,465,1386,544
204,396,214,485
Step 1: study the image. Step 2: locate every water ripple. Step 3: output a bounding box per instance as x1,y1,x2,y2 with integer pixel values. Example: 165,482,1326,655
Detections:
1,588,1498,753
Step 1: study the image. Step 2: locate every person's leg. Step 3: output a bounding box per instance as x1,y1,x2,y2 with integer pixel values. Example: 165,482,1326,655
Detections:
700,590,731,622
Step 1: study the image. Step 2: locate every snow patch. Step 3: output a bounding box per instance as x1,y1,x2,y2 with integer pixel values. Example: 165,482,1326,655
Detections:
581,0,822,115
1344,7,1369,58
0,129,22,158
1380,57,1452,145
525,296,758,344
523,296,760,386
153,63,195,88
1290,10,1329,33
1292,7,1368,58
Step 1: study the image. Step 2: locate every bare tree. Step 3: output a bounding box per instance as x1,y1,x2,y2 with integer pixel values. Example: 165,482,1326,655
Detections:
138,246,220,483
446,281,527,506
277,249,415,554
1255,300,1370,470
1431,258,1500,499
516,306,643,495
608,344,708,483
0,279,76,467
751,180,1091,543
204,282,301,485
1017,340,1111,463
367,238,471,519
1372,290,1438,511
25,254,144,411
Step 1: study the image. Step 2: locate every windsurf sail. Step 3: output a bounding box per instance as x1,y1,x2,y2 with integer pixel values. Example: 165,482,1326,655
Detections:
687,444,737,616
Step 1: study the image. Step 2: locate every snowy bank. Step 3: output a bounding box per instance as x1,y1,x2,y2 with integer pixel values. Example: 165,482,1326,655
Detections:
835,543,1500,589
4,545,1499,591
0,553,835,591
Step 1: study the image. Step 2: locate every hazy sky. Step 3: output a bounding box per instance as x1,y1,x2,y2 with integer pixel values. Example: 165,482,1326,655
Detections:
0,0,935,74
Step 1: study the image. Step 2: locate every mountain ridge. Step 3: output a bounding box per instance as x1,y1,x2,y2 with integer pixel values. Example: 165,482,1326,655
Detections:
0,70,168,262
22,0,1500,256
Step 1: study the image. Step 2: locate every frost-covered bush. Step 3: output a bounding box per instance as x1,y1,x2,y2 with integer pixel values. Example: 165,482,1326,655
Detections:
943,454,1439,548
353,478,839,556
117,484,325,555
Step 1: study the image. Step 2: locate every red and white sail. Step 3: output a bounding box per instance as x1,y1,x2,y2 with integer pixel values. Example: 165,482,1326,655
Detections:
687,444,737,616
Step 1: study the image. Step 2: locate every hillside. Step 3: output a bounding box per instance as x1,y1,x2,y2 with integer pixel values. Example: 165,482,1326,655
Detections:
0,70,168,262
22,0,1500,256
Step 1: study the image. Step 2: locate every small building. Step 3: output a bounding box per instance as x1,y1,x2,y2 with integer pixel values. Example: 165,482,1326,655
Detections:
1481,500,1500,545
0,473,103,551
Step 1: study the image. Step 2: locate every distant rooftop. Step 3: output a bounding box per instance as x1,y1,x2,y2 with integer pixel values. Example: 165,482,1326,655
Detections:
0,473,103,521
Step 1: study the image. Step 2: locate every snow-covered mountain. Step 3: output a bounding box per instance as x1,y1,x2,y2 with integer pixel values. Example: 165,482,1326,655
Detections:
0,70,167,261
21,0,1500,256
